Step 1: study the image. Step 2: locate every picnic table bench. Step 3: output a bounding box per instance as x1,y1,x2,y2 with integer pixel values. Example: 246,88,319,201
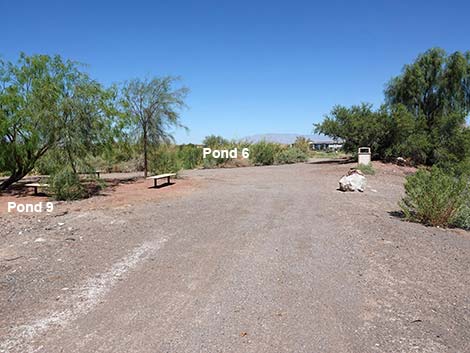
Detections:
25,183,50,195
146,173,176,188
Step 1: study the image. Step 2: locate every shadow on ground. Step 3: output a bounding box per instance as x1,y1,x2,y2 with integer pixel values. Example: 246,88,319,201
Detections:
308,158,355,165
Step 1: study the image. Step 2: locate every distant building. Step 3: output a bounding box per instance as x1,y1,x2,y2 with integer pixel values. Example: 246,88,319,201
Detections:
242,133,343,150
309,140,343,151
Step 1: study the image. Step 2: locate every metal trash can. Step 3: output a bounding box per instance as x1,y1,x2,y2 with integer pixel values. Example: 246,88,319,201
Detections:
358,147,371,165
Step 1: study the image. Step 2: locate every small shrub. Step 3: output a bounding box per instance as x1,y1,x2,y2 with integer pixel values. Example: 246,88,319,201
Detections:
357,163,375,175
178,144,203,170
202,150,231,169
275,147,308,164
49,169,86,201
250,141,281,166
399,167,469,227
150,146,181,174
293,137,311,153
111,156,144,173
453,202,470,230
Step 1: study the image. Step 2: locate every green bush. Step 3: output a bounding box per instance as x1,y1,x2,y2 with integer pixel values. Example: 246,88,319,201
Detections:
202,135,229,148
293,137,311,154
150,146,181,174
201,142,239,169
250,141,281,166
400,167,469,227
356,163,375,175
275,147,308,164
177,144,203,169
454,202,470,230
49,169,87,201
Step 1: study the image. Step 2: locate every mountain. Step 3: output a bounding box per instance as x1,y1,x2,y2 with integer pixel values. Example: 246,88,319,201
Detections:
241,133,336,145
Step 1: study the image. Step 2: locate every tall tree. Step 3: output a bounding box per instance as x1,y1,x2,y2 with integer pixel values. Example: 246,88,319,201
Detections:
385,48,470,164
0,53,114,190
120,77,188,177
314,103,391,158
315,48,470,165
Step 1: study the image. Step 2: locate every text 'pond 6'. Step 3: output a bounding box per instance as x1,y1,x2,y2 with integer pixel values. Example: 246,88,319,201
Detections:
203,148,250,159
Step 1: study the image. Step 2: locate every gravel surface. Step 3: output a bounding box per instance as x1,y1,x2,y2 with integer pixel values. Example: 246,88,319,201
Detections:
0,162,469,353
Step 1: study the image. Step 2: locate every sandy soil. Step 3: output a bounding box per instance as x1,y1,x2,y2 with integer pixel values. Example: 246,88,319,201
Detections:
0,162,469,353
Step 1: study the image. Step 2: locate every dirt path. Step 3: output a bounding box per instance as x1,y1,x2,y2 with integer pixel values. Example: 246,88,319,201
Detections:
1,163,469,352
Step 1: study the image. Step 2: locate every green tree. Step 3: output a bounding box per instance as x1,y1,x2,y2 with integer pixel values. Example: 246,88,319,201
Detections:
385,48,470,164
119,77,188,177
314,103,390,158
0,53,114,190
315,48,470,164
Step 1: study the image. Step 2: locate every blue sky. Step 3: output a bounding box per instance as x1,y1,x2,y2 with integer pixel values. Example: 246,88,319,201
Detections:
2,0,470,143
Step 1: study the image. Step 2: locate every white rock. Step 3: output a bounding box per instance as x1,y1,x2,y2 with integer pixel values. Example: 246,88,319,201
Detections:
339,172,367,192
34,237,46,243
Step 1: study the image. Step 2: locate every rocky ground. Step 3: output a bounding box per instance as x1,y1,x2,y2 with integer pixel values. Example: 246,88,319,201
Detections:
0,161,469,353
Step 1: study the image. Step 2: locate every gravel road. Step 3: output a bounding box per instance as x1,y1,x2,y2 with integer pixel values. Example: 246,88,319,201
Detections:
1,162,469,353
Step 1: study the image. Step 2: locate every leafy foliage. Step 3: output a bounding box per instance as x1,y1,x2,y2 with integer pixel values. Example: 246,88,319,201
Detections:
249,141,282,166
0,53,116,189
49,169,86,201
315,48,470,165
400,167,469,227
314,103,390,158
275,147,308,164
177,144,203,170
119,77,189,177
454,201,470,230
202,135,229,148
149,145,182,175
293,137,311,153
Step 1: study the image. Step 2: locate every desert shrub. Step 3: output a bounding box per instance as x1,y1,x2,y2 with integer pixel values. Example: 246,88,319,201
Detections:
177,144,202,169
49,169,87,201
250,141,281,166
275,147,308,164
293,137,311,154
356,163,375,175
109,157,143,173
150,146,181,174
202,156,219,169
400,167,469,227
202,153,231,168
202,135,229,148
453,201,470,230
85,155,111,172
201,142,239,169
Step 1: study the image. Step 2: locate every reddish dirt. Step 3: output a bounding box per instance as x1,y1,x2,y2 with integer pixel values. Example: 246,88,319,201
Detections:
0,176,202,215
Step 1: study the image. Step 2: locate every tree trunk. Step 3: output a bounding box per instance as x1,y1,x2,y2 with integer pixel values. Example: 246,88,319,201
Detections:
66,146,77,174
0,171,28,191
143,127,148,178
0,146,49,191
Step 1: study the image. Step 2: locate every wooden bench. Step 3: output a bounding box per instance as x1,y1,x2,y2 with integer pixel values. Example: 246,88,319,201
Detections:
146,173,176,188
79,170,102,178
25,183,50,195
